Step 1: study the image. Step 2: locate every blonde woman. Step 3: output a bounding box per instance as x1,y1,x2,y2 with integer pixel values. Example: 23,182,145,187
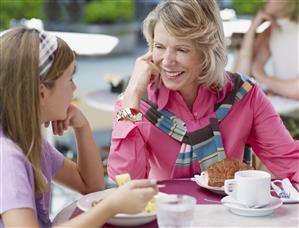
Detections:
107,0,299,182
0,28,157,227
234,0,299,100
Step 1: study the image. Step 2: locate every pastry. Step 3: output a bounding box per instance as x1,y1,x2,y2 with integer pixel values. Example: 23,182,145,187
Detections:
205,159,254,187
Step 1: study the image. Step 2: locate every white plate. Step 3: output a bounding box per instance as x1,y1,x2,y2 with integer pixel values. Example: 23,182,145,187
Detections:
77,188,156,226
193,173,225,195
221,196,282,217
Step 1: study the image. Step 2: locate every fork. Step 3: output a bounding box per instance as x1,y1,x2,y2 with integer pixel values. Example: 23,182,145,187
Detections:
278,190,290,199
271,181,290,199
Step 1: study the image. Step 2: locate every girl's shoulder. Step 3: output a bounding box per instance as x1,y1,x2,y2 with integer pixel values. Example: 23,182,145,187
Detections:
0,128,25,158
0,129,33,178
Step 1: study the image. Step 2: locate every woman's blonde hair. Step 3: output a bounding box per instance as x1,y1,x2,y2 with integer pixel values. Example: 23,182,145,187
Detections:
0,28,74,192
143,0,227,89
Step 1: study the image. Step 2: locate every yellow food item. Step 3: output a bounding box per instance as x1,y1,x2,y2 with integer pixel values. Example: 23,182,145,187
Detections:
115,173,131,186
115,173,156,213
144,198,156,213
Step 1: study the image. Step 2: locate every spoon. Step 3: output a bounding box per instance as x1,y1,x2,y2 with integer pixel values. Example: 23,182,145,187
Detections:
204,198,268,209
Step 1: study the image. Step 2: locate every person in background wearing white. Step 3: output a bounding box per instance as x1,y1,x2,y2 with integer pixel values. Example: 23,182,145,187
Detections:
234,0,299,100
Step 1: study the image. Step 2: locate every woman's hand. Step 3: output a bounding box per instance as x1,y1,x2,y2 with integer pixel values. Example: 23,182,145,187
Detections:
46,104,88,136
122,52,160,109
127,51,160,96
249,10,275,33
104,179,158,215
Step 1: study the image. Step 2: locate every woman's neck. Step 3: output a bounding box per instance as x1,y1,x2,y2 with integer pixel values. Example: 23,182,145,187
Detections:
179,86,199,111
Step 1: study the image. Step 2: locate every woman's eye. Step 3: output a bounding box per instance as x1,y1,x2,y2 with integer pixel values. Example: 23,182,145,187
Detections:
154,45,163,49
178,48,189,53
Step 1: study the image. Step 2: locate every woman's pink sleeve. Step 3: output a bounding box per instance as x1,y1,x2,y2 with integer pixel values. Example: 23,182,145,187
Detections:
248,86,299,182
107,100,150,181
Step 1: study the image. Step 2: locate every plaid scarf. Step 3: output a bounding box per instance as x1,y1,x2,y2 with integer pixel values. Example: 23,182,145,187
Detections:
141,73,255,178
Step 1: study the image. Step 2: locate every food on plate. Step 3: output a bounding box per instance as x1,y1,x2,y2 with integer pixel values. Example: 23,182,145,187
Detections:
115,173,156,213
115,173,131,186
144,198,156,213
204,159,254,187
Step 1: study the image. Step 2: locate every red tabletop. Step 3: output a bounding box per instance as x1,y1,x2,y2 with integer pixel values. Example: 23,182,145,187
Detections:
70,179,224,228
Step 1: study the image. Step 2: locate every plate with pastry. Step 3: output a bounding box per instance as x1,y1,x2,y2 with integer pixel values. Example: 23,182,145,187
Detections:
194,172,225,195
193,159,254,195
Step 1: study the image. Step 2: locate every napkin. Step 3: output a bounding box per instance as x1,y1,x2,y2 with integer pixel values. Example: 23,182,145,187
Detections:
271,178,299,203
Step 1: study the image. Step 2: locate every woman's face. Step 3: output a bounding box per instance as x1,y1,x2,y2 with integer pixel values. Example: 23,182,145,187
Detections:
152,22,204,97
264,0,289,18
41,60,77,122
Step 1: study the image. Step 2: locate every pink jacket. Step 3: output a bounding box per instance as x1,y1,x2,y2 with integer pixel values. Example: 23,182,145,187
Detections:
108,77,299,182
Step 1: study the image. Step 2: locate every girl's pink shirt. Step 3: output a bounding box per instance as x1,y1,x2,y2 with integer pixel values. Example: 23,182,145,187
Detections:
107,79,299,182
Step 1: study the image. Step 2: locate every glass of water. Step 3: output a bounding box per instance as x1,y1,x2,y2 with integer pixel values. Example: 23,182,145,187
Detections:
156,194,196,228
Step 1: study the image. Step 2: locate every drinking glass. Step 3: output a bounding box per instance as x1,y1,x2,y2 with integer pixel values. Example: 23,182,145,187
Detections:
156,194,196,228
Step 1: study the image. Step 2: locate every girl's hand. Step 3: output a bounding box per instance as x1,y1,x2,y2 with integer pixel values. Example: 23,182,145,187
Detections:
47,104,88,136
105,179,158,215
126,51,160,98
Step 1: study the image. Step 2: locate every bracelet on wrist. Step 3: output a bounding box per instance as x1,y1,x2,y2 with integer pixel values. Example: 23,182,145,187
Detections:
116,108,143,122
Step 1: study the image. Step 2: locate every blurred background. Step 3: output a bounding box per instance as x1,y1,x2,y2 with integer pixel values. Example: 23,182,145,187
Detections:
0,0,269,220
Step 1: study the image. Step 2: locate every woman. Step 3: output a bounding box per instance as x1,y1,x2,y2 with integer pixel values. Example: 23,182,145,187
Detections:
234,0,299,100
107,0,299,182
0,28,157,227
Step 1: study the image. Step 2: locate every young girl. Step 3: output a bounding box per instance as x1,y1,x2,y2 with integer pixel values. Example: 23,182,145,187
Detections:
0,27,157,227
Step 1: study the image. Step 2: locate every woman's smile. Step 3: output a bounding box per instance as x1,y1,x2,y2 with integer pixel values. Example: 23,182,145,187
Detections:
161,69,185,80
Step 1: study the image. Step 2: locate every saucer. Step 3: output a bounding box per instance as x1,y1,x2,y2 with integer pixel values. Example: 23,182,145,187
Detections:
221,196,282,217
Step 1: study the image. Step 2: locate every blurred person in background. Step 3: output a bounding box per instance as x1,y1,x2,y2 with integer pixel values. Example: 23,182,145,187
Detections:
234,0,299,100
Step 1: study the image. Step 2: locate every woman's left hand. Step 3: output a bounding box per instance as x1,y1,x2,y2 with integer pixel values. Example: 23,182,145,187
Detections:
46,104,88,136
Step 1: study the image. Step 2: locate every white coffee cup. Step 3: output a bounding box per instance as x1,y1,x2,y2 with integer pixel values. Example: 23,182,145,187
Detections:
224,170,271,207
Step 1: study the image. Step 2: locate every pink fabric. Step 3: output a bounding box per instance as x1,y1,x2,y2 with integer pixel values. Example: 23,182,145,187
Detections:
107,77,299,182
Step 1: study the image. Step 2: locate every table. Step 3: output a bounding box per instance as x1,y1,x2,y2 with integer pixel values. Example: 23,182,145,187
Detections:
85,89,119,112
48,31,118,56
85,89,299,114
52,179,299,227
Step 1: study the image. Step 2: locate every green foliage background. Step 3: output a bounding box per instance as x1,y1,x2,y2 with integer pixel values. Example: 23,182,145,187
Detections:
83,0,135,24
0,0,43,29
0,0,267,30
231,0,266,15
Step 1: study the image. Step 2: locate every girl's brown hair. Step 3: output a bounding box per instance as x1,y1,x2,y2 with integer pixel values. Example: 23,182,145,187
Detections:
0,28,74,192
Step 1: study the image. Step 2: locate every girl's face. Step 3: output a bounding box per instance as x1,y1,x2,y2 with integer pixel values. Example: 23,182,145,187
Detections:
40,60,77,122
152,21,204,99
